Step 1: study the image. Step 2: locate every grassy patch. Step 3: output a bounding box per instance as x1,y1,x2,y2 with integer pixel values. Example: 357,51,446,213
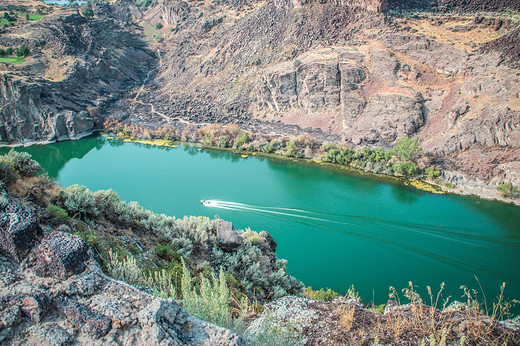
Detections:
0,57,25,64
28,14,44,21
0,18,10,27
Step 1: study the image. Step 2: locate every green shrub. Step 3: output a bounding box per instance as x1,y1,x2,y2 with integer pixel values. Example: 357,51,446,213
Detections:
234,132,250,149
293,59,302,67
251,57,262,66
155,243,180,262
395,137,422,161
46,203,70,223
393,160,420,177
303,286,339,302
181,259,234,329
284,141,301,158
498,182,518,198
82,8,94,19
155,22,163,30
0,159,17,185
425,166,441,180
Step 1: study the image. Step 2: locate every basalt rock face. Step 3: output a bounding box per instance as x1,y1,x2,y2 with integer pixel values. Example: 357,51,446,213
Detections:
388,0,520,11
0,4,155,143
0,207,244,345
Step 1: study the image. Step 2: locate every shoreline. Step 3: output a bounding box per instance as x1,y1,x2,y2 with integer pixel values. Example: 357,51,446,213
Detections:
103,134,520,207
1,131,518,207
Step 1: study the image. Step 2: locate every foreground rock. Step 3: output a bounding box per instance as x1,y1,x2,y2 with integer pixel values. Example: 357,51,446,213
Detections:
0,220,244,344
246,296,520,345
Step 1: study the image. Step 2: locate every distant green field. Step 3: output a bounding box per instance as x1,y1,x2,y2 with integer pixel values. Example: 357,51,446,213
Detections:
0,13,44,26
28,14,44,21
0,57,25,64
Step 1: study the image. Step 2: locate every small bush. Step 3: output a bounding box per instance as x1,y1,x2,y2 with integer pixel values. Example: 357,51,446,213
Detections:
395,137,422,161
425,166,440,180
155,22,163,30
47,203,70,223
393,161,420,177
234,132,250,149
82,8,94,19
155,243,180,262
181,259,234,329
293,59,302,67
304,286,339,302
251,57,262,66
497,182,518,198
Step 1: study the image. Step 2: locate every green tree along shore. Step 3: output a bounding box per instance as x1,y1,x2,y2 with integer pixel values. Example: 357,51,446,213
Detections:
104,120,452,192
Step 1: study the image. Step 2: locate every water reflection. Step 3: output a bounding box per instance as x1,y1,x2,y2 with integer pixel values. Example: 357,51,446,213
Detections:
391,184,421,204
1,135,102,178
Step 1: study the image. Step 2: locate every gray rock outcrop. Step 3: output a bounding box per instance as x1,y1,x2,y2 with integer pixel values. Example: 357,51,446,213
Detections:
214,219,243,251
0,213,245,345
34,231,90,280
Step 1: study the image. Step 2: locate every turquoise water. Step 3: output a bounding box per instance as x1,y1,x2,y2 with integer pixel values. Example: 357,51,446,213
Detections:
6,136,520,309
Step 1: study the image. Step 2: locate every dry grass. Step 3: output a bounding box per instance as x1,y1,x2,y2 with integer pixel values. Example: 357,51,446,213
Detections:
336,303,356,331
336,281,519,345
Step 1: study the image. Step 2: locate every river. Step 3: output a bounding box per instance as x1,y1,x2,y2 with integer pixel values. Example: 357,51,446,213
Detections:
5,135,520,310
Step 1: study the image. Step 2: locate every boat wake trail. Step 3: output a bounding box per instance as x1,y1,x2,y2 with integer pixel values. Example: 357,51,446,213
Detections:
201,199,520,282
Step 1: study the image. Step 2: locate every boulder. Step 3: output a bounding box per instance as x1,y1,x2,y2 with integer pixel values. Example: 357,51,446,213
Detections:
259,231,277,252
34,231,90,280
0,203,39,262
58,297,112,338
214,220,243,251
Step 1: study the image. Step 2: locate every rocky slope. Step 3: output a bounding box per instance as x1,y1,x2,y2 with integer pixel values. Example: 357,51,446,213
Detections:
107,0,519,200
0,1,155,143
0,206,244,345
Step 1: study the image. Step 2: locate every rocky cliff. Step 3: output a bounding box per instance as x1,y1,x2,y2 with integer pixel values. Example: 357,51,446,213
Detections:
113,0,519,199
0,2,155,143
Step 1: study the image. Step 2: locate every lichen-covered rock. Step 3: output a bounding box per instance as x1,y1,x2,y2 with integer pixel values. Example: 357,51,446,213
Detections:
0,202,39,262
58,297,112,338
214,220,243,251
28,323,73,346
34,231,90,280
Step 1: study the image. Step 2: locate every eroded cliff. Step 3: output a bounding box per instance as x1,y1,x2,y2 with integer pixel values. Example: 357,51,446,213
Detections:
0,2,155,143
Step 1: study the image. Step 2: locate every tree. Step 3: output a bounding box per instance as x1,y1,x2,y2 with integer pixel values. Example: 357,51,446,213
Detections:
0,49,5,57
82,8,94,19
395,137,422,161
15,44,30,57
5,47,13,56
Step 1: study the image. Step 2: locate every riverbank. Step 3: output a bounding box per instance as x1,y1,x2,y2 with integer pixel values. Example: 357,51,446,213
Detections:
101,130,520,207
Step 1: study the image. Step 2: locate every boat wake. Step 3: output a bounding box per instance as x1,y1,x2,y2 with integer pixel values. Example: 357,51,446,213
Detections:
201,199,520,282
